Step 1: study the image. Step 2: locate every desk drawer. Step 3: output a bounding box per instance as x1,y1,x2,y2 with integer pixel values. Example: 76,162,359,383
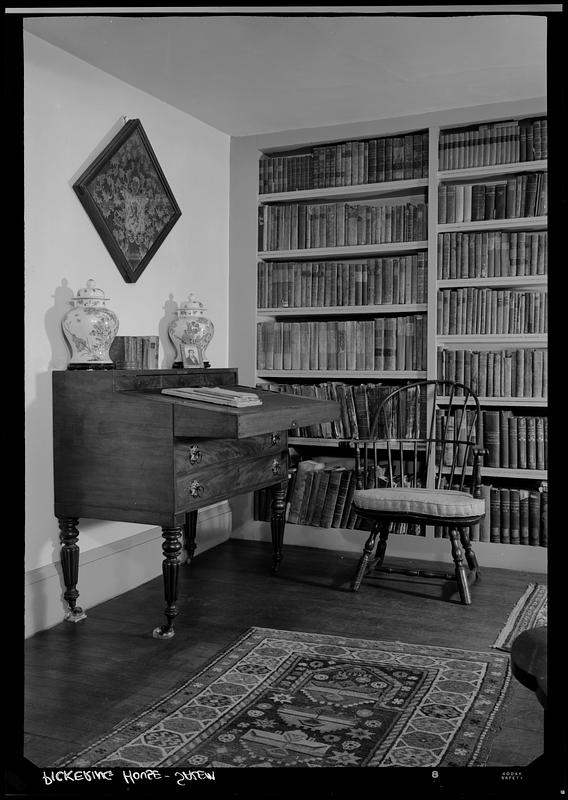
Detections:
174,432,287,476
175,451,288,510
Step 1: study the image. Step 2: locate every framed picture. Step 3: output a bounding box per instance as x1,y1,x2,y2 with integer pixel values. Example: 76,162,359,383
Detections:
182,343,204,368
73,119,182,283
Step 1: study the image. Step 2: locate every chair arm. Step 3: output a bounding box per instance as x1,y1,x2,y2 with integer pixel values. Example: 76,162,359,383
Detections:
471,448,488,498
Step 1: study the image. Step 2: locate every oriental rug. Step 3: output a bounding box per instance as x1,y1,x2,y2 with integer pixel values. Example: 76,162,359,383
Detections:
492,583,548,652
58,627,512,769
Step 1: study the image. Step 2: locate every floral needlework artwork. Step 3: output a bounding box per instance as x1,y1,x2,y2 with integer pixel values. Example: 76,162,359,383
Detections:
56,628,511,768
73,119,181,283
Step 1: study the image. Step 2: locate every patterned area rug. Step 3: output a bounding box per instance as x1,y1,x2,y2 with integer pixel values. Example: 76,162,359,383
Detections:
58,628,512,769
492,583,548,652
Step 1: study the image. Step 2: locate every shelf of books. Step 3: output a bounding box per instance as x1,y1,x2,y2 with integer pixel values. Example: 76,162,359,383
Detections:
253,114,547,573
434,113,547,570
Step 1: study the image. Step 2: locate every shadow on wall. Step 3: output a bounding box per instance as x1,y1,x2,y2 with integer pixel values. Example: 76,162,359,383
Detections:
45,279,74,371
159,293,178,368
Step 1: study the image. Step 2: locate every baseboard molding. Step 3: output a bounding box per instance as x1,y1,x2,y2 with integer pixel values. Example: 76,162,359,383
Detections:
25,501,232,638
231,520,547,573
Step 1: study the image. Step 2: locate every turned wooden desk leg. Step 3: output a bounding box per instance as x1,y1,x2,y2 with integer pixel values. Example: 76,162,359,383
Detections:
58,516,87,623
270,481,287,573
182,510,198,564
153,525,183,640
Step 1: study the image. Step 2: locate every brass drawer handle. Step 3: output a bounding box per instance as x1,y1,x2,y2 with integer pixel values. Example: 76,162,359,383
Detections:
271,459,282,475
189,480,204,498
271,432,281,446
187,444,202,465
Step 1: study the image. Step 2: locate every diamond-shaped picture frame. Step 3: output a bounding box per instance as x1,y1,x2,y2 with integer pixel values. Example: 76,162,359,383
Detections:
73,119,182,283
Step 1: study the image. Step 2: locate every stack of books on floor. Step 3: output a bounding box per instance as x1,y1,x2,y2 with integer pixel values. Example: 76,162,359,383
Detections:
254,456,423,536
161,387,262,407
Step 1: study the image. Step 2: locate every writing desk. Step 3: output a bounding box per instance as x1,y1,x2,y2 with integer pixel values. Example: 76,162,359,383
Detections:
52,368,339,638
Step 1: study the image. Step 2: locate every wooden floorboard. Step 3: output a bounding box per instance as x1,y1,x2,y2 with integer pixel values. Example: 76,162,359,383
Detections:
22,538,547,770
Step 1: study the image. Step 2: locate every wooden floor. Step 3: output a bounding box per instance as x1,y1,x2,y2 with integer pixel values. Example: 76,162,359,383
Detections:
23,538,546,770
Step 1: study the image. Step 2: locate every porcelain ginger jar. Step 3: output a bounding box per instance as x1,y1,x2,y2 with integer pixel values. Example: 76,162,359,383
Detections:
168,293,214,366
61,279,119,369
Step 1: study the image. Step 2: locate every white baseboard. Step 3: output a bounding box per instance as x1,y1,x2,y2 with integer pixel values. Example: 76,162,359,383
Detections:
25,501,232,638
231,520,547,573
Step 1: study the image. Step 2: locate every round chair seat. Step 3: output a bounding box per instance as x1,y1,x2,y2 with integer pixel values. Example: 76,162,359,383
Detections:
352,487,485,519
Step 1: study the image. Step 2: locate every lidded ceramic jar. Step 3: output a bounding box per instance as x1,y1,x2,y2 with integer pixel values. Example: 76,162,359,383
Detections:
61,279,119,369
168,293,214,367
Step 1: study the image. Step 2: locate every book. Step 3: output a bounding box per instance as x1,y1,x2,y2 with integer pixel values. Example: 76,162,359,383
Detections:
309,469,332,527
319,467,347,528
288,460,323,524
161,386,262,407
483,411,500,467
499,488,510,544
479,484,492,542
519,489,530,545
509,489,520,545
528,490,541,546
540,486,548,547
490,488,501,543
110,335,160,369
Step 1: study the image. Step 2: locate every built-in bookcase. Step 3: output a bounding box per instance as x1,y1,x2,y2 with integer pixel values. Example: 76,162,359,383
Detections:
253,110,547,572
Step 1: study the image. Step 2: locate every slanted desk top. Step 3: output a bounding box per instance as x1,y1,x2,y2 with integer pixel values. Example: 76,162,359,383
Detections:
52,367,340,638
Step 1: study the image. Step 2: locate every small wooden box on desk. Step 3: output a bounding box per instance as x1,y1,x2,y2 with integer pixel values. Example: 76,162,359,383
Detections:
52,367,339,638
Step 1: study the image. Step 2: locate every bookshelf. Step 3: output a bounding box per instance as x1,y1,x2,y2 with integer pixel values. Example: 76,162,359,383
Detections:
435,114,547,560
250,108,547,573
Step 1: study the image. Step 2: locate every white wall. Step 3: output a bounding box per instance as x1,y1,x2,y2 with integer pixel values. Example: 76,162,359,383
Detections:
24,32,231,631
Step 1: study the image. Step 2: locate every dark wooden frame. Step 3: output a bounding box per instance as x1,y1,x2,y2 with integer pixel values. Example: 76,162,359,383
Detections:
182,343,204,368
73,119,182,283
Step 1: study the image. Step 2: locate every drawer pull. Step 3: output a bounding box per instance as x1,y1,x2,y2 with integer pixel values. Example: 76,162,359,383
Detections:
271,432,281,446
271,459,282,475
187,445,202,465
189,480,204,498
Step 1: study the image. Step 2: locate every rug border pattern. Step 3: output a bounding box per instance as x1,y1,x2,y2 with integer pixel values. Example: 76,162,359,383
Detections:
57,627,511,770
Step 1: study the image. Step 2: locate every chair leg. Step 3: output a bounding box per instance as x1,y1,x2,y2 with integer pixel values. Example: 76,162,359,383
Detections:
374,522,390,569
448,528,471,605
459,529,480,577
351,521,380,592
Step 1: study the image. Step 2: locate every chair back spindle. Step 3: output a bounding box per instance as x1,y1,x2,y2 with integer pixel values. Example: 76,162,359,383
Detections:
352,380,481,495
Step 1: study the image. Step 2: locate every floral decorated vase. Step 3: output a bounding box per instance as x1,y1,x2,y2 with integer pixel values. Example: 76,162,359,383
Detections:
61,279,119,369
168,293,214,367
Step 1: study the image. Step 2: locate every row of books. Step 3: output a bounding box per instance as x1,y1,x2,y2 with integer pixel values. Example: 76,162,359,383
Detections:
255,476,547,547
258,132,429,193
437,230,547,280
480,410,547,470
255,456,548,545
257,255,428,309
437,408,547,471
437,348,547,399
109,335,159,370
261,380,424,440
438,118,547,171
263,343,547,397
437,288,547,335
438,172,547,224
258,201,428,252
435,484,547,547
253,460,359,529
256,316,427,372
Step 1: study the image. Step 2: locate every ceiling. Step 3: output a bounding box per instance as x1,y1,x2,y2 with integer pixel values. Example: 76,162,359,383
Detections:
21,8,550,136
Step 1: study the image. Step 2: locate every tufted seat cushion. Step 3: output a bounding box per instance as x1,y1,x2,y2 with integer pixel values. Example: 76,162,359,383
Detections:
353,487,485,519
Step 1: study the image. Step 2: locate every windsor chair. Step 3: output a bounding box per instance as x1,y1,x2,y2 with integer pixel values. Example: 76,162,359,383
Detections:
349,379,487,604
